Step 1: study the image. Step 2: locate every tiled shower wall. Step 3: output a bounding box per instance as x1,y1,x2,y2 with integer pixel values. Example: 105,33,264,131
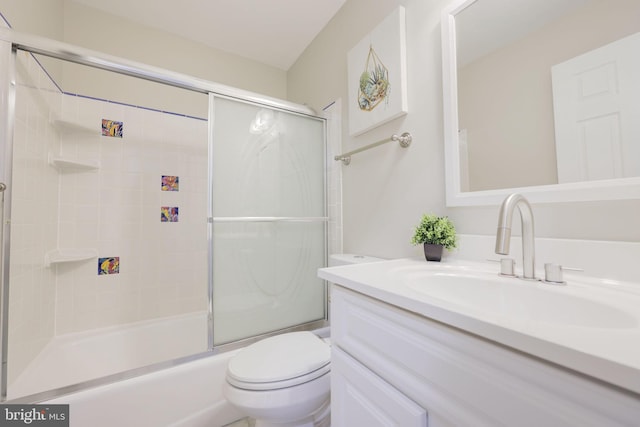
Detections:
9,50,62,383
9,49,209,385
54,95,208,334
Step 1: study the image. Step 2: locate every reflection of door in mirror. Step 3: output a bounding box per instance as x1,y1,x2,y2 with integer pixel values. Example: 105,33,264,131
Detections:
552,32,640,183
456,0,640,192
458,129,470,192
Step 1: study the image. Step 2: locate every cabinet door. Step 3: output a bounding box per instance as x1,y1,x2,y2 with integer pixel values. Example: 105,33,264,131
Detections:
332,347,428,427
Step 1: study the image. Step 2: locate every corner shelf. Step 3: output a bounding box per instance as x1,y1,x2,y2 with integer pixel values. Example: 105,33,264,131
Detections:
45,249,98,267
50,119,98,136
49,155,100,171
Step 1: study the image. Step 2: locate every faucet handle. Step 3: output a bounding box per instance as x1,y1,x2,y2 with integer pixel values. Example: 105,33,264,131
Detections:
543,263,583,285
488,258,516,277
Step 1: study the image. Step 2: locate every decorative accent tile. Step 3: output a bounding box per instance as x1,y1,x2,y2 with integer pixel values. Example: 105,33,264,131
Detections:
102,119,123,138
161,207,179,222
98,257,120,275
161,175,179,191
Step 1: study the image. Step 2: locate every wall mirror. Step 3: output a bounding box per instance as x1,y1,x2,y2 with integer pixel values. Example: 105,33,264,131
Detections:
441,0,640,206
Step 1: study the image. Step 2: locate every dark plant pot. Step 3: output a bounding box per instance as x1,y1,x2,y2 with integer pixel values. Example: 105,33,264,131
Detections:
423,243,444,262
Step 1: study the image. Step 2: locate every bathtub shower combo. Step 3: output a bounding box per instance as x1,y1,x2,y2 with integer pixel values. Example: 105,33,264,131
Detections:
0,27,330,408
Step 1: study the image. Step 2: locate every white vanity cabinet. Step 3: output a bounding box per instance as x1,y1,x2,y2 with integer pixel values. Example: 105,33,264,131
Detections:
331,285,640,427
332,347,428,426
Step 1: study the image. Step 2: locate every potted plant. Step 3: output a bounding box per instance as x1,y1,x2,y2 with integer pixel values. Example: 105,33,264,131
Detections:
411,214,457,261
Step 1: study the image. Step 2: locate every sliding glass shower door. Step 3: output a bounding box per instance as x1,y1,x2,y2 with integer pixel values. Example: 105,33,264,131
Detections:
211,96,327,345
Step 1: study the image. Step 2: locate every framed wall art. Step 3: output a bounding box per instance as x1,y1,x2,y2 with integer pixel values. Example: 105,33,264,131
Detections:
347,6,408,136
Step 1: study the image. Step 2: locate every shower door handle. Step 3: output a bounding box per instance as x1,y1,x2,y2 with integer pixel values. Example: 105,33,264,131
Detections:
0,182,6,230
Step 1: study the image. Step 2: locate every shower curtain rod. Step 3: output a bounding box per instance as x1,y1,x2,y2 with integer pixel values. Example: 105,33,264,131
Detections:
335,132,412,165
0,28,317,117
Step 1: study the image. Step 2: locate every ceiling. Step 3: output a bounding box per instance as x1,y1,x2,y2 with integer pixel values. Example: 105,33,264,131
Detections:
71,0,347,71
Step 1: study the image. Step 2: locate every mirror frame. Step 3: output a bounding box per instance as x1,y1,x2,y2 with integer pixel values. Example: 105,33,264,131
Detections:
441,0,640,206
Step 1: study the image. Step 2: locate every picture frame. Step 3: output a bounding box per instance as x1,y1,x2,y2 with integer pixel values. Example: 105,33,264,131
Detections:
347,6,408,136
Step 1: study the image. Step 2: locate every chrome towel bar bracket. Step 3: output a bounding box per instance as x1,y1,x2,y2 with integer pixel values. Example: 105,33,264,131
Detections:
334,132,412,165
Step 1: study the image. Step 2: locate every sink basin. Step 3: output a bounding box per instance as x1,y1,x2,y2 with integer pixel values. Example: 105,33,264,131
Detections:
401,270,637,329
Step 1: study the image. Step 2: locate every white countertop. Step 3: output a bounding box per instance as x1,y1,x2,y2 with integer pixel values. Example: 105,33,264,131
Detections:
319,258,640,395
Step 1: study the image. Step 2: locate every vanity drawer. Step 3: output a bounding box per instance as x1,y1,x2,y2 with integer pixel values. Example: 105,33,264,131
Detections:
332,346,427,427
331,285,640,427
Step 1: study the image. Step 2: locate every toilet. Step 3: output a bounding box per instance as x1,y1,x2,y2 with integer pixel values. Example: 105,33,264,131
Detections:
223,331,331,427
223,254,384,427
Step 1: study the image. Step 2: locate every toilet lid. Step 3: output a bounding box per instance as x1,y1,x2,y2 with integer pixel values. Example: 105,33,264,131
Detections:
227,331,330,389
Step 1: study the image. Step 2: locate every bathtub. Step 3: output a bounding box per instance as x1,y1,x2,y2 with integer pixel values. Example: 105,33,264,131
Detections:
44,350,244,427
10,311,209,399
8,311,245,426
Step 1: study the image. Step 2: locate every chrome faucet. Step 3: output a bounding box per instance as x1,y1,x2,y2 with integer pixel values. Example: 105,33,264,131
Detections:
495,193,537,280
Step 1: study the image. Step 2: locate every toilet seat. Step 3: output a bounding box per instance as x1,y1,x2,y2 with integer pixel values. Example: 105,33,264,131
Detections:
227,331,331,391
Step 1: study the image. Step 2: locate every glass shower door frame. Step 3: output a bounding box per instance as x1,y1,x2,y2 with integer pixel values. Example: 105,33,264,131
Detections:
207,93,329,351
0,38,16,403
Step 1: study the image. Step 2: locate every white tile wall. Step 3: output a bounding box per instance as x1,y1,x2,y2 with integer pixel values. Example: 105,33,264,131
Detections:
8,51,62,383
8,49,210,387
53,95,209,334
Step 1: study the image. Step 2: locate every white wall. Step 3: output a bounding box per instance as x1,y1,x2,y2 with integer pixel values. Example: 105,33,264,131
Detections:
0,0,288,118
59,1,288,117
0,0,65,82
288,0,449,260
288,0,640,260
0,0,63,38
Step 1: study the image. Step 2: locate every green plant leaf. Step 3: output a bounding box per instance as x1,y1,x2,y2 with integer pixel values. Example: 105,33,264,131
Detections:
410,214,458,250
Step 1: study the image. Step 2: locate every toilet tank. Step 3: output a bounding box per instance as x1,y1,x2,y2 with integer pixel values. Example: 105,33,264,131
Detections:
329,254,385,267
